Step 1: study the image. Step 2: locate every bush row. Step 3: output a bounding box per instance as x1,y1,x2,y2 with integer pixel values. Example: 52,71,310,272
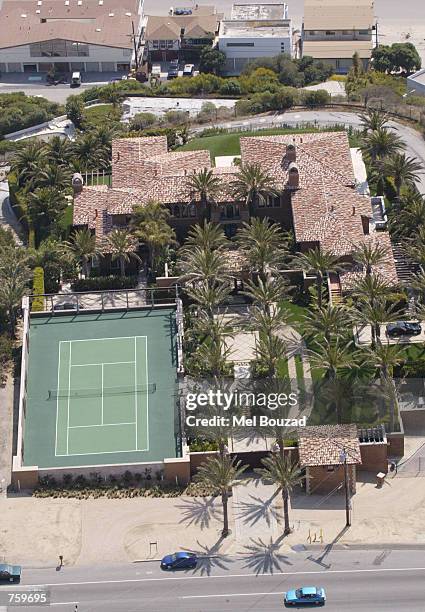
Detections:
71,275,138,292
235,88,331,116
31,267,45,311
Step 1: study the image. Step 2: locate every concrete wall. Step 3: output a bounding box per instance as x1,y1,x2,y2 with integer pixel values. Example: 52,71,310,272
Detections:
359,443,388,473
400,409,425,435
387,432,405,458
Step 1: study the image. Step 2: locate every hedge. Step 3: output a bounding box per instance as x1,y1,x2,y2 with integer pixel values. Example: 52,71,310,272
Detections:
71,275,138,292
31,267,45,312
7,171,28,234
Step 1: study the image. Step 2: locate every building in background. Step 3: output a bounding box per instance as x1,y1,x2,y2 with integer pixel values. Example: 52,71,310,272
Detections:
144,5,222,64
302,0,374,73
0,0,145,74
407,68,425,97
218,2,292,76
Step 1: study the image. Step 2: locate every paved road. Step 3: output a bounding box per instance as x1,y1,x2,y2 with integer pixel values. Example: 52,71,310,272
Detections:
194,110,425,194
3,549,425,611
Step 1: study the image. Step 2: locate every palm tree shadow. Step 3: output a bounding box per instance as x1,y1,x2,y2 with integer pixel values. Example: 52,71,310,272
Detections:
239,535,294,575
235,491,280,528
176,496,221,530
183,537,235,576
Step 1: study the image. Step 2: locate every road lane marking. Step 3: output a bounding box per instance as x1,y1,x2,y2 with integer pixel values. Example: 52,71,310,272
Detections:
3,566,425,590
182,591,283,599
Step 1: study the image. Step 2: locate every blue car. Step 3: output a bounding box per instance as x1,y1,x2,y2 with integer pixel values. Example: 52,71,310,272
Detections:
160,552,198,570
0,564,21,583
284,586,326,606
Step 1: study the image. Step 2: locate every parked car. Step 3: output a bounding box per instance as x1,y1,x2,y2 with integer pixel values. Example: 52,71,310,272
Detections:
160,552,198,570
151,64,161,76
183,64,194,77
386,321,422,338
0,564,21,583
284,586,326,606
70,71,81,87
53,302,84,311
167,61,179,79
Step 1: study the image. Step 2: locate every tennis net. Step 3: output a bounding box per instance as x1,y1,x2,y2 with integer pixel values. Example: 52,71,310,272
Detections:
47,383,156,400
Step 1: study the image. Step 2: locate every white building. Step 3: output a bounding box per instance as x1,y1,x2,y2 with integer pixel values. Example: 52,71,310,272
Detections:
218,3,292,76
407,68,425,97
0,0,145,74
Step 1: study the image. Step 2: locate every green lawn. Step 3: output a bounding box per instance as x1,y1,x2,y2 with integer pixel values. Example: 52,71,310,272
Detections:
179,127,345,160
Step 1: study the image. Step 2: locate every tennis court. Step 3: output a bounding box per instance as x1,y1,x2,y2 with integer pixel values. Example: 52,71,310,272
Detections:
23,309,180,468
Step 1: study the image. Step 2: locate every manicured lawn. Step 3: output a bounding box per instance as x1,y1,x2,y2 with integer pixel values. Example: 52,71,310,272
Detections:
179,127,345,160
84,103,114,120
281,299,308,326
277,358,289,379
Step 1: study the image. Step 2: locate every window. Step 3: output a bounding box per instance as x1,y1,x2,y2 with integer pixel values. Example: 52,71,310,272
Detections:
123,48,132,56
160,40,166,49
167,39,174,49
342,30,349,35
226,42,255,47
152,40,159,49
181,205,188,218
309,30,315,35
326,465,335,472
359,29,369,35
325,31,335,36
30,39,89,57
189,204,196,217
173,205,180,217
273,196,281,208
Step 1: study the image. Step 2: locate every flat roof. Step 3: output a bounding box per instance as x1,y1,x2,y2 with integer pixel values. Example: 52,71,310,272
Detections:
231,2,288,20
0,0,139,49
221,19,291,37
408,68,425,87
302,39,373,59
304,0,374,30
24,309,180,469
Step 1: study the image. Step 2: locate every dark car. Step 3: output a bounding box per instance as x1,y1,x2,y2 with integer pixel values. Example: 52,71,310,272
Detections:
284,586,326,606
0,564,21,583
160,552,198,570
386,321,422,338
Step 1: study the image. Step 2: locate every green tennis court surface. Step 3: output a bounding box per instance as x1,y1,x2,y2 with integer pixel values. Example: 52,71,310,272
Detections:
24,309,180,468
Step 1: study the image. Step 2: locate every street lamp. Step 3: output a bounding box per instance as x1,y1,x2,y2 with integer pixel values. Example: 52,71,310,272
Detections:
340,448,351,527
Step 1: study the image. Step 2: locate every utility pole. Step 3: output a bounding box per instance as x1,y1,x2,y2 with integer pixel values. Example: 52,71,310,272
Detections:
340,448,351,527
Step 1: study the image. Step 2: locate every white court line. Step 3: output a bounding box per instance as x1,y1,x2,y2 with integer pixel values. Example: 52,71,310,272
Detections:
66,341,72,455
101,363,104,425
145,336,149,453
71,361,135,367
56,448,139,457
68,336,147,343
54,342,61,456
68,422,136,429
134,337,137,449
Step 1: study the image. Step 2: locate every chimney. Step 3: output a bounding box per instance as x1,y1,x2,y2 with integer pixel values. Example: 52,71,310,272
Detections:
286,143,296,162
288,162,299,188
71,172,84,194
352,205,356,216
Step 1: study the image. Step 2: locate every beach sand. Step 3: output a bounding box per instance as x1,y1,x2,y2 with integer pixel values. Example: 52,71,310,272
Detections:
143,0,425,62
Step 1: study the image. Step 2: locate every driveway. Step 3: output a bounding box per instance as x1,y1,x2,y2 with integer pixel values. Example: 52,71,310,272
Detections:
0,180,24,244
354,323,425,346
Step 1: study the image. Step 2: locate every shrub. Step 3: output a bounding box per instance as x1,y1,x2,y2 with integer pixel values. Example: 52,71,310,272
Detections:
129,112,157,131
301,89,331,107
71,275,138,292
31,267,45,311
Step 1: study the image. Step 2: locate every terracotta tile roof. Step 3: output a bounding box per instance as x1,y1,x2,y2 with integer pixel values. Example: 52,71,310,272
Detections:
145,13,221,41
298,424,362,467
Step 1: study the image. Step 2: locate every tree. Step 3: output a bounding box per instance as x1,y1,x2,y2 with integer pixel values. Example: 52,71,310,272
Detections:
360,127,404,163
0,246,31,337
10,142,48,189
27,187,68,240
255,452,304,536
106,229,140,277
231,163,277,218
352,241,390,277
38,164,72,191
182,221,227,252
72,132,105,172
179,246,230,288
65,228,100,278
199,45,226,75
390,42,421,73
65,95,85,129
236,218,289,282
292,247,342,310
132,202,176,274
186,169,222,222
47,135,73,166
28,238,68,292
243,276,289,316
129,112,157,131
352,297,399,348
359,109,390,132
255,331,287,378
302,303,348,343
194,454,247,537
384,153,423,197
372,45,393,73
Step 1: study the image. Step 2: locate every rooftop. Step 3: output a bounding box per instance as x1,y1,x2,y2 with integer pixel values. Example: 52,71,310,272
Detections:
231,2,288,20
145,11,221,40
408,68,425,87
0,0,139,49
298,424,362,467
220,20,291,37
303,0,374,30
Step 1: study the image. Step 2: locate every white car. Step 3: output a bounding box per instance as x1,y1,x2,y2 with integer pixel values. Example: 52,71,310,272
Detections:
183,64,194,76
151,64,161,76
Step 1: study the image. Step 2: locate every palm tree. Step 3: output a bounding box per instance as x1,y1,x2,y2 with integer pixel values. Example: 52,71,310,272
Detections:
11,142,48,188
352,241,390,277
182,221,227,252
364,343,403,431
302,303,348,343
27,187,68,240
255,332,287,378
359,109,390,132
352,297,399,348
236,218,289,282
186,169,222,221
384,153,424,197
106,229,140,277
309,339,355,382
186,280,232,318
243,276,289,316
179,246,230,288
37,164,72,191
255,452,304,536
72,132,104,172
230,163,277,217
394,194,425,238
194,454,248,537
360,127,404,163
132,203,176,274
0,247,31,337
351,273,390,305
47,135,73,166
28,238,67,288
66,228,100,278
292,247,342,310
